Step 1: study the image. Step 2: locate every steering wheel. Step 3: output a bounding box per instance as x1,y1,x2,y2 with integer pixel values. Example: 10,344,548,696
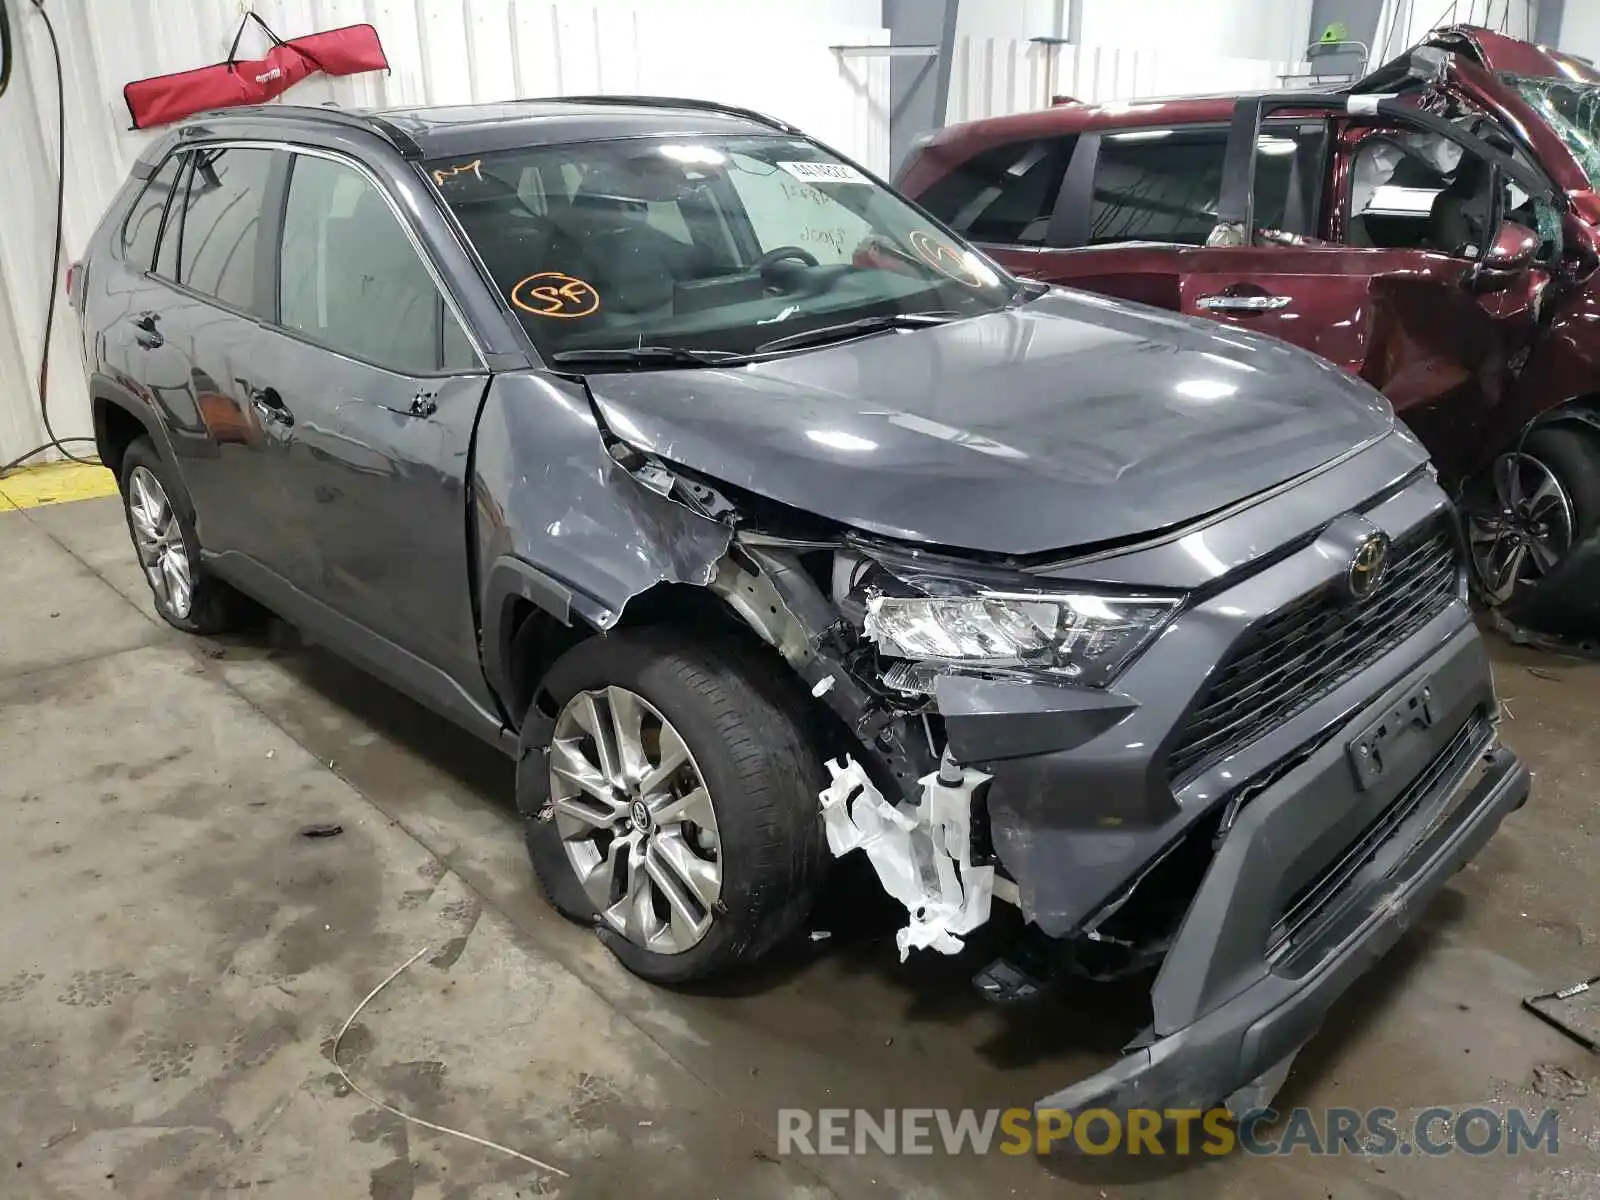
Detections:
754,246,821,272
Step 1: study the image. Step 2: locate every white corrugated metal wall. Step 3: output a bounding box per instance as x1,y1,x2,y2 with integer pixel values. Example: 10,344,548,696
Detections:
0,0,889,466
946,37,1307,125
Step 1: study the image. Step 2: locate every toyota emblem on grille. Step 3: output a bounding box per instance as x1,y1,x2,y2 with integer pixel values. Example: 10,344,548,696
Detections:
1347,531,1392,601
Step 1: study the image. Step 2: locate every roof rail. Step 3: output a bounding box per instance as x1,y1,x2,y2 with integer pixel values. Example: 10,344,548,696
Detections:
540,94,797,133
177,104,424,158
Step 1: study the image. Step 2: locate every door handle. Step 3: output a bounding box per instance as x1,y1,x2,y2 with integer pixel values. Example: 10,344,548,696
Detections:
131,311,164,348
1195,294,1293,313
250,386,294,426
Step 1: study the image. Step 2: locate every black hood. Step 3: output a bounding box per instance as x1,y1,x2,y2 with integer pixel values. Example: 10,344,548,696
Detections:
584,290,1394,556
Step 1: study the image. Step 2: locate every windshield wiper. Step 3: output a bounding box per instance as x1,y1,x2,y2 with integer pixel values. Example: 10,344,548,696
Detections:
753,312,955,355
549,346,751,370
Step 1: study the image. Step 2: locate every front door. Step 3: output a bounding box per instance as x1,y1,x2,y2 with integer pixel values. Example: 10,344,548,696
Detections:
237,148,490,685
1174,96,1559,481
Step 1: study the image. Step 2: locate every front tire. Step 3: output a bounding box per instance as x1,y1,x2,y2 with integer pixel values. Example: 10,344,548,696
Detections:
1464,424,1600,608
516,629,827,984
118,437,254,635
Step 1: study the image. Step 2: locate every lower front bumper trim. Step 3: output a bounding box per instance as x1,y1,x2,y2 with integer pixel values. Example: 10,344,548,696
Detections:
1032,745,1529,1134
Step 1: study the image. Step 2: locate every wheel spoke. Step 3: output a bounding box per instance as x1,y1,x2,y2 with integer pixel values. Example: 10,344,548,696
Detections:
650,785,715,830
549,737,620,809
643,840,714,947
571,691,624,786
129,474,162,543
577,832,632,909
164,551,192,616
607,686,651,781
639,723,690,795
650,828,720,909
611,847,657,946
1495,541,1531,591
551,794,618,830
1527,534,1563,572
1527,472,1562,511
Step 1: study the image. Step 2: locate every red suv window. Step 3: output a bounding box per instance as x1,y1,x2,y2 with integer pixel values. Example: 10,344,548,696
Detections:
914,136,1076,245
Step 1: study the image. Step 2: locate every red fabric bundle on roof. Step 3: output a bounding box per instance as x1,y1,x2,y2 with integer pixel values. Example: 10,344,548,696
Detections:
124,14,387,130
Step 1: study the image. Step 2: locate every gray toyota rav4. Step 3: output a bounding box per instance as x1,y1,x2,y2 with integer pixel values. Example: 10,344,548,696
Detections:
76,97,1528,1120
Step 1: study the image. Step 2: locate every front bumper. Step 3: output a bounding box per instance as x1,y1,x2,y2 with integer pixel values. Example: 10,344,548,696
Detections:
918,461,1528,1121
1034,727,1527,1120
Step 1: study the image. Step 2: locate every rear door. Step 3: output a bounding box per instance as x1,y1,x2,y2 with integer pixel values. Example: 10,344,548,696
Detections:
121,145,289,563
1173,97,1559,479
927,121,1331,310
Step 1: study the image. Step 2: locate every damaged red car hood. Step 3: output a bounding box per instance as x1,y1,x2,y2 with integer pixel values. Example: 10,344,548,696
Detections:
582,290,1396,557
1421,24,1600,83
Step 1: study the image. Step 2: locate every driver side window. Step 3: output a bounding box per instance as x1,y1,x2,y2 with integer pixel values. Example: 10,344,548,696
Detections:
725,154,874,265
1345,129,1492,256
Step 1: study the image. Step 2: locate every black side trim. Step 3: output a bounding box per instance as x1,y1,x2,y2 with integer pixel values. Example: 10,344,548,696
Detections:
480,555,579,715
206,550,511,754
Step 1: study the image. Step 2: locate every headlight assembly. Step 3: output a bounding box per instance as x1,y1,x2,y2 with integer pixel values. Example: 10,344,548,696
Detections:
863,590,1180,688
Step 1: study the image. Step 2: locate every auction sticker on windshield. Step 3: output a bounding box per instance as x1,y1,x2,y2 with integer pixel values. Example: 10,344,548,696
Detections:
909,230,987,288
779,161,870,185
512,272,601,319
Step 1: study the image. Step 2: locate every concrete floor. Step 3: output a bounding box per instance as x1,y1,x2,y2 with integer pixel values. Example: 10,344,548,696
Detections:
2,494,1599,1199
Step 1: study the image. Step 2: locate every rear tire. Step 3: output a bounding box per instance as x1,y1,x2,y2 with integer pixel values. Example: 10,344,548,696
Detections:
118,437,255,635
516,629,827,984
1464,424,1600,608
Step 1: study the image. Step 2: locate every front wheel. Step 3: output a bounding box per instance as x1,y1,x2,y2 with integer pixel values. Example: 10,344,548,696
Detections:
516,630,828,984
1464,425,1600,608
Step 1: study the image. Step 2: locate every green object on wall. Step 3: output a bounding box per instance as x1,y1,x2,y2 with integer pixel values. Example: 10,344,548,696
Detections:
1321,22,1349,43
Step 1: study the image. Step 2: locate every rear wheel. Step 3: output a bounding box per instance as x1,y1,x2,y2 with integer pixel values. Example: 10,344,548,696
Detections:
516,629,827,983
1464,425,1600,607
118,437,255,634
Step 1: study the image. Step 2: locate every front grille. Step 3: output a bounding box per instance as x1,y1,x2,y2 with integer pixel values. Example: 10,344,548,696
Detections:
1167,518,1460,785
1267,709,1490,957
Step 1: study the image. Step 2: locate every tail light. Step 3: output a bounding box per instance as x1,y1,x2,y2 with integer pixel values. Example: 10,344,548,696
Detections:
66,261,83,309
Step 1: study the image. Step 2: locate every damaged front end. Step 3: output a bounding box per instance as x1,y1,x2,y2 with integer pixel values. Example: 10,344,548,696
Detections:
485,371,1526,1126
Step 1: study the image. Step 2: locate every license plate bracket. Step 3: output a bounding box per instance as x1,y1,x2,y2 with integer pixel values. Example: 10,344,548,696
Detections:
1347,676,1436,791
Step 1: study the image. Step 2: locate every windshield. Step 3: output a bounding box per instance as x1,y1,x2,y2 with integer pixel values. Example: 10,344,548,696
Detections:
426,135,1018,363
1508,73,1600,187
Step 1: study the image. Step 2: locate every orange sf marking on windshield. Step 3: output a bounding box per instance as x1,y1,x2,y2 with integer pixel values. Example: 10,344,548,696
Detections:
908,230,986,288
432,159,484,185
511,273,601,319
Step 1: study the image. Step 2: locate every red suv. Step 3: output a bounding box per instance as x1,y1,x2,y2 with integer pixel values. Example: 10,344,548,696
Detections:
900,26,1600,636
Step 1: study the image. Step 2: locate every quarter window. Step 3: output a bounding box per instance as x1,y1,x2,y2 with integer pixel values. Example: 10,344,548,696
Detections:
163,147,276,311
915,137,1076,245
120,154,184,270
279,154,471,375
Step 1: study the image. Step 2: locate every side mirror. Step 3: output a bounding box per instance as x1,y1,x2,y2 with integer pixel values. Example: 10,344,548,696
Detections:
0,1,11,101
1473,221,1540,292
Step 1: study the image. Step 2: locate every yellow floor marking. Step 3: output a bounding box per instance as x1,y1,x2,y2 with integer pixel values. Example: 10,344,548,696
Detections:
0,461,119,510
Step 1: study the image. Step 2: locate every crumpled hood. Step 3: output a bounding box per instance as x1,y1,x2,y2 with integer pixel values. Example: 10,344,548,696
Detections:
584,289,1394,556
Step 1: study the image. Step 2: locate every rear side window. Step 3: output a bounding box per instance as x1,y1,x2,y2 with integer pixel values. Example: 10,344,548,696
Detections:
279,153,470,375
120,154,183,269
1089,125,1327,245
916,137,1075,245
1090,129,1228,245
161,147,276,311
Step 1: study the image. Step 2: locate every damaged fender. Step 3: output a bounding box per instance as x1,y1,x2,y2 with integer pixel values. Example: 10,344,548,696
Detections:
473,373,734,705
820,755,996,959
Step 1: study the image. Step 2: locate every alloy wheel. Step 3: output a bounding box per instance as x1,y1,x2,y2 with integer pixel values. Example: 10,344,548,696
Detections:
127,466,194,620
548,686,722,954
1467,451,1576,606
